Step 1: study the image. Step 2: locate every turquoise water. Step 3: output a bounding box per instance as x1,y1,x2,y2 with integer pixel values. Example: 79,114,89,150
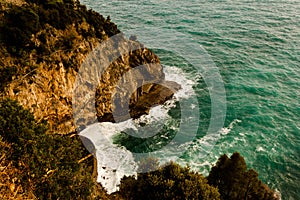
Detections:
82,0,299,199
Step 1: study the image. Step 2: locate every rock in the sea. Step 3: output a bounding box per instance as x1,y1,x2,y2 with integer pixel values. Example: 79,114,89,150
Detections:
72,33,181,128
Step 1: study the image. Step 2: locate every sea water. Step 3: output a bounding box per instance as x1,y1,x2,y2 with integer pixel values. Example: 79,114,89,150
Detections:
80,0,299,199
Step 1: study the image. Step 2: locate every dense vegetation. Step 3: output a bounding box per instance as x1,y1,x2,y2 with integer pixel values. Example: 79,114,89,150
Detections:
0,0,119,53
0,98,105,199
117,160,220,200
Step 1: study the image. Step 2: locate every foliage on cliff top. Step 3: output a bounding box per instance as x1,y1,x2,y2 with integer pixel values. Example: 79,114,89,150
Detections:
0,0,119,51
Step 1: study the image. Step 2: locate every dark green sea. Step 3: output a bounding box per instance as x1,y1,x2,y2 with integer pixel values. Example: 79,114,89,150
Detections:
81,0,299,199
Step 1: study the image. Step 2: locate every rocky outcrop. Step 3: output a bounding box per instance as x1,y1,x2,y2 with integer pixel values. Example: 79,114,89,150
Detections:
72,34,181,129
0,0,180,134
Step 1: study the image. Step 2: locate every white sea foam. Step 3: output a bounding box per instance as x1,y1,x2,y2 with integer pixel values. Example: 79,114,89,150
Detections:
79,122,138,194
174,119,242,174
134,101,175,127
79,65,198,193
219,119,241,135
256,146,266,152
164,66,197,99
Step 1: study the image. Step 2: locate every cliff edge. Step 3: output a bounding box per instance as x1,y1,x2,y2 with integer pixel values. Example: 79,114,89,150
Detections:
0,0,179,134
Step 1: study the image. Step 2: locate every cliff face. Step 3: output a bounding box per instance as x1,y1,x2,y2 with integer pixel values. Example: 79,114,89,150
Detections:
0,0,179,134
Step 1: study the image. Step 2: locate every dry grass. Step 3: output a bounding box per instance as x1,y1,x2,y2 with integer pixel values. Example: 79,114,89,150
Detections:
0,139,35,200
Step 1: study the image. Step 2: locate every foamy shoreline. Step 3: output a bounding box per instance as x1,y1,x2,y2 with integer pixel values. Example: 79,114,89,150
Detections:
79,66,197,193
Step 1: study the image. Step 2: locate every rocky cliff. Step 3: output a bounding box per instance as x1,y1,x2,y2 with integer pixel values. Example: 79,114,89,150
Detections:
0,0,179,134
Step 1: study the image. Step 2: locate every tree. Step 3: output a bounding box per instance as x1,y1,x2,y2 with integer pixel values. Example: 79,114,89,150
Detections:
207,152,278,200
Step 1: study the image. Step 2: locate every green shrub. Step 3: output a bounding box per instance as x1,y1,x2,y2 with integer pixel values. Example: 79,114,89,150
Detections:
0,98,105,199
117,161,220,200
0,98,47,159
31,134,95,199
